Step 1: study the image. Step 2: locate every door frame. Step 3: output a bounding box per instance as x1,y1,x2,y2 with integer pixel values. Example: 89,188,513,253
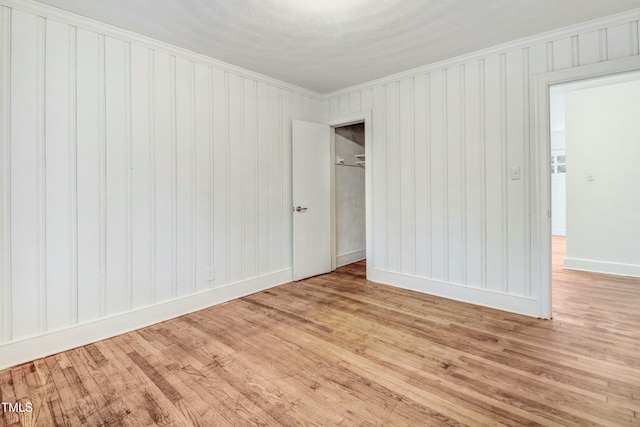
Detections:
532,56,640,319
327,111,372,278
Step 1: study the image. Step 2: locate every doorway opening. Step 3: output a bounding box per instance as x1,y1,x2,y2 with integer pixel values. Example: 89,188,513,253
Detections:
548,70,640,317
327,112,372,279
331,123,366,271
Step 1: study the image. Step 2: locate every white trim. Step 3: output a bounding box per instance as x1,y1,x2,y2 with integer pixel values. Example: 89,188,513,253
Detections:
326,8,640,97
369,268,538,317
336,249,366,268
532,56,640,319
0,5,10,344
0,268,292,370
327,111,372,279
330,128,336,271
564,257,640,278
0,0,323,100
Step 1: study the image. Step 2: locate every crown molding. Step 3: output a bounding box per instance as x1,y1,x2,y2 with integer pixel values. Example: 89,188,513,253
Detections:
324,7,640,98
0,0,324,99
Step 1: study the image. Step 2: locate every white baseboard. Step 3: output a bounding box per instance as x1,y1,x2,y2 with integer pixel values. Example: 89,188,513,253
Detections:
369,268,539,318
564,257,640,278
336,249,366,267
0,269,293,371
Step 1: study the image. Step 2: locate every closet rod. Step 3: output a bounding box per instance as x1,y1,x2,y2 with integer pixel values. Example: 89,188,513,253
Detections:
335,163,363,167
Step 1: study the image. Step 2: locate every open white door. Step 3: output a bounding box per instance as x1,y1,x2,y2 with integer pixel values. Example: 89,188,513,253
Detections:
292,120,331,281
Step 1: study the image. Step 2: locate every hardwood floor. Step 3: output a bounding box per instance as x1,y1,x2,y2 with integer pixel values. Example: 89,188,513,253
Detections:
2,237,640,426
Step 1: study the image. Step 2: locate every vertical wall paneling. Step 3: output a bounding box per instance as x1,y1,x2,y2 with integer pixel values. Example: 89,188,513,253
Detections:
361,88,373,111
414,74,430,278
257,82,270,276
76,28,101,322
350,92,361,113
194,62,211,292
399,78,414,275
385,82,400,272
313,98,323,121
499,55,508,294
69,26,78,323
292,93,302,119
464,61,483,287
527,44,548,298
446,66,463,285
553,37,573,70
301,95,311,120
0,5,10,343
322,97,330,122
175,57,195,296
211,69,229,285
429,71,445,281
98,34,107,317
600,29,609,62
528,43,550,84
1,2,330,366
483,55,503,291
105,36,128,315
579,30,603,65
153,51,174,302
371,86,386,269
243,78,258,279
267,86,282,272
125,42,132,310
459,65,467,285
10,10,41,338
339,94,349,116
544,42,553,73
329,97,339,119
228,73,243,283
522,49,532,297
190,61,196,294
505,50,527,296
479,60,487,288
442,70,449,282
281,91,292,270
607,23,632,60
571,36,579,67
170,56,177,298
149,49,156,303
130,44,152,308
36,16,46,333
45,19,73,330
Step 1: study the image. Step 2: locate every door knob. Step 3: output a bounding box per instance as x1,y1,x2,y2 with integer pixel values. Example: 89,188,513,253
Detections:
295,206,308,212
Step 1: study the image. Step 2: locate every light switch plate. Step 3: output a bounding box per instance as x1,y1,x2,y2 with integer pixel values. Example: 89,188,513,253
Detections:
510,166,521,180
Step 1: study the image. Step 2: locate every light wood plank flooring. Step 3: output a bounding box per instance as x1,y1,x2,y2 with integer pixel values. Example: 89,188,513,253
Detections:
2,236,640,426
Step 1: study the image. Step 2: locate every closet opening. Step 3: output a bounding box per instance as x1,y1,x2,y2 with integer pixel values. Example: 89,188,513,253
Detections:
331,122,366,271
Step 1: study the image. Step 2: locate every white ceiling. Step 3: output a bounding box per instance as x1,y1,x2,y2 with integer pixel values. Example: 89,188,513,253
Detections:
34,0,640,93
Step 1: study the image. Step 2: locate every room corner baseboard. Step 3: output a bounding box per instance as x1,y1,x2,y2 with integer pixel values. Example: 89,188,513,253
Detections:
563,257,640,278
368,268,539,318
0,269,293,371
336,249,366,268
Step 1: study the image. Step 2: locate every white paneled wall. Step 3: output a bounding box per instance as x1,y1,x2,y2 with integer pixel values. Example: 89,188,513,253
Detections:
0,2,322,365
326,14,640,316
